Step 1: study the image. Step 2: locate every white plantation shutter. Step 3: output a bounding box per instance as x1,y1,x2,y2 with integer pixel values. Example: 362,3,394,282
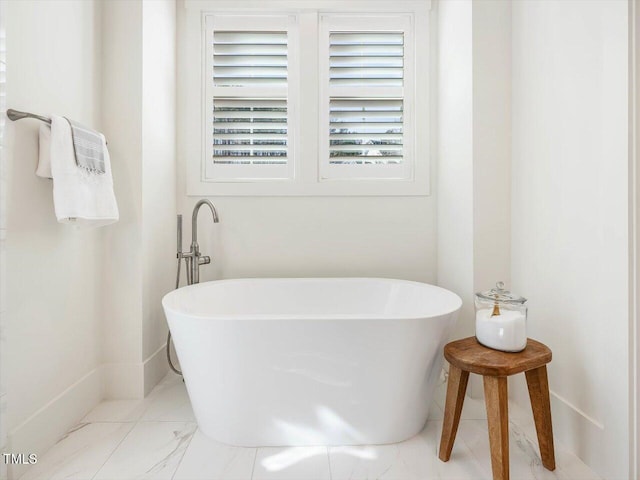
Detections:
205,15,297,180
319,15,415,181
194,6,430,195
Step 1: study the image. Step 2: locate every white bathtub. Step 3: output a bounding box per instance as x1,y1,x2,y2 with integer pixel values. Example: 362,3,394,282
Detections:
162,278,461,447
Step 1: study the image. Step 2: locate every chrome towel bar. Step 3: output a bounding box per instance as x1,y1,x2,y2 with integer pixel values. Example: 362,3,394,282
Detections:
7,108,108,145
7,108,51,124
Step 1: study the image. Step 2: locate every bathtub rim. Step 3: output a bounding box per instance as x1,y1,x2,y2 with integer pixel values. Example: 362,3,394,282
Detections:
162,277,463,322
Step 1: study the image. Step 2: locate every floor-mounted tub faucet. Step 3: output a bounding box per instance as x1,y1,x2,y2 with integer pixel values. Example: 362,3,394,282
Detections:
170,200,219,375
177,199,219,285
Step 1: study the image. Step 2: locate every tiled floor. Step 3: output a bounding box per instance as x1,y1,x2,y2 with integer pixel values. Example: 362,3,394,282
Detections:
19,373,601,480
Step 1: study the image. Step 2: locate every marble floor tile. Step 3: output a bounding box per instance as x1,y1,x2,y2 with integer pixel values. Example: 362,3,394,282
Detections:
139,378,195,422
24,375,601,480
327,420,491,480
19,422,133,480
455,419,603,480
80,399,149,423
92,421,196,480
330,443,415,480
456,419,556,480
172,429,256,480
422,421,491,480
393,422,448,480
253,446,330,480
81,373,180,423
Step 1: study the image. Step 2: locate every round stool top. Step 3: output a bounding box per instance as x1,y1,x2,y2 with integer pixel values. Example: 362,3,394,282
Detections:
444,337,552,376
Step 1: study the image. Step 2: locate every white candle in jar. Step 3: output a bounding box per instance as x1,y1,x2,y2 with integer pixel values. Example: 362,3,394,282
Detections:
475,308,527,352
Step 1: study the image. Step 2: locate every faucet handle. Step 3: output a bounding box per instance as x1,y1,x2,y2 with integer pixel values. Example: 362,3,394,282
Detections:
199,256,211,266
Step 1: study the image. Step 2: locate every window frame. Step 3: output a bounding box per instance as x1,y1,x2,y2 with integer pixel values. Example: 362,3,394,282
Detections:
186,0,432,196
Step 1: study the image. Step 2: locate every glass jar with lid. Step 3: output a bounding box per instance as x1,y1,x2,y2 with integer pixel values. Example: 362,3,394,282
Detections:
475,282,528,352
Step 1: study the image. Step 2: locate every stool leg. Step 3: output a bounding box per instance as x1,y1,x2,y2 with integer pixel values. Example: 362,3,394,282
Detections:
525,366,556,471
483,376,509,480
438,365,469,462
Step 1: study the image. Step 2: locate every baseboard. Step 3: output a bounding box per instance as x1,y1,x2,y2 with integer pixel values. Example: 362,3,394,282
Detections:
143,343,169,396
7,367,103,480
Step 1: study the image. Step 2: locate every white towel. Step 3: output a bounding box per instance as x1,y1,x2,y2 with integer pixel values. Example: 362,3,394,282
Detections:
48,115,119,227
36,123,52,178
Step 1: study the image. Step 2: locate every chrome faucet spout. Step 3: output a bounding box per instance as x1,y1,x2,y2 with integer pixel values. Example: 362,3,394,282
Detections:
188,199,219,285
191,199,219,246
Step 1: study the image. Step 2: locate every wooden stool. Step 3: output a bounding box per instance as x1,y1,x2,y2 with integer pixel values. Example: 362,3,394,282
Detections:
438,337,555,480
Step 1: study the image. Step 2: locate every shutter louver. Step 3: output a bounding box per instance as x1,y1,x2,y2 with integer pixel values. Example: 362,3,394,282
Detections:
213,99,287,165
214,31,288,87
329,32,404,87
327,31,405,168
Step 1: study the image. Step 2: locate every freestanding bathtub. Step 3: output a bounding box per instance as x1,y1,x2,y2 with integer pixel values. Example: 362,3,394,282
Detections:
162,278,461,447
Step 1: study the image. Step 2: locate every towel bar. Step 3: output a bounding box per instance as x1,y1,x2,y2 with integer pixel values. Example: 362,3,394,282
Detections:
7,108,108,146
7,108,51,124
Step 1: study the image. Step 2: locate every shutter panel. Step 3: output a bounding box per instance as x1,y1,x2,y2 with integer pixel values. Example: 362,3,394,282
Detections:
325,30,406,170
207,19,293,178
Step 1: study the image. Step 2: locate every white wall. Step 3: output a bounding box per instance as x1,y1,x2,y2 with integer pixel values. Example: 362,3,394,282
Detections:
141,0,177,392
633,2,640,474
176,1,437,285
101,0,176,398
472,0,511,305
0,1,8,478
436,0,474,340
511,1,629,477
3,0,104,476
0,3,176,476
437,0,511,352
101,0,144,398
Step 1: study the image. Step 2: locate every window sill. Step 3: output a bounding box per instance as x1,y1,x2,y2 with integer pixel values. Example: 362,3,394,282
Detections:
187,178,431,196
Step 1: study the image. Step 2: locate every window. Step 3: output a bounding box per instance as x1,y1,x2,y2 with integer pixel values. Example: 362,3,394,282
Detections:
189,1,431,195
